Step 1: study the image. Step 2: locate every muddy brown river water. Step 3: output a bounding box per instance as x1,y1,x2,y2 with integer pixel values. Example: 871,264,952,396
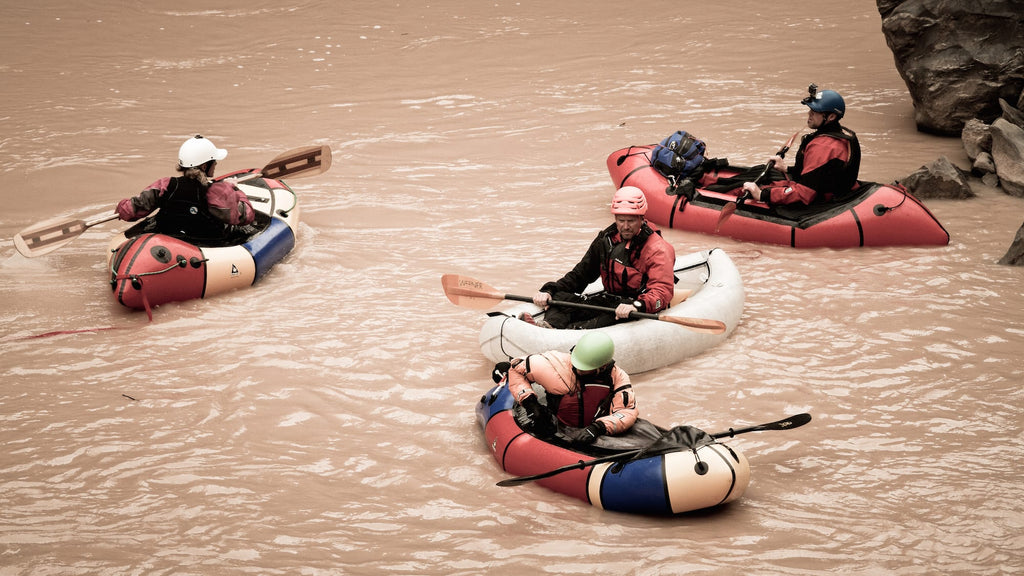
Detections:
2,2,1022,574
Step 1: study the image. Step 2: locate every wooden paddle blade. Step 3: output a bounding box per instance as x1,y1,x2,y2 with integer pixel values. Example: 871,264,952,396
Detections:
14,212,118,258
261,145,331,180
441,274,506,310
655,314,728,334
715,202,737,233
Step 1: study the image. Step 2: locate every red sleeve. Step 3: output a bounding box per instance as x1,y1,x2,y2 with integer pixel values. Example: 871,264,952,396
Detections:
637,233,676,313
595,367,638,434
507,358,536,404
798,137,849,174
206,181,256,225
116,177,172,221
762,137,851,205
764,181,818,205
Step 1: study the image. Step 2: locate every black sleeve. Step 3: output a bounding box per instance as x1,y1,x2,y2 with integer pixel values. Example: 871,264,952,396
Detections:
541,232,606,295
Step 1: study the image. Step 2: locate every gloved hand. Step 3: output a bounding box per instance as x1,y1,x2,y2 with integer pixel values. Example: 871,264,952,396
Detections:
571,422,606,445
520,395,554,436
492,361,511,383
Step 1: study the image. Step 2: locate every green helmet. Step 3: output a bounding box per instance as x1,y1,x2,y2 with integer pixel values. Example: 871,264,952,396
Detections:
570,332,615,371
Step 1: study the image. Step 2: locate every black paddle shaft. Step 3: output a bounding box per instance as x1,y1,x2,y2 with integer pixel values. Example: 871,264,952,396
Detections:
496,413,812,487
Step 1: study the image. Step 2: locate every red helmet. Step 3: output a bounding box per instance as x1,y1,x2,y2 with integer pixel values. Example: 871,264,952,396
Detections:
610,186,648,216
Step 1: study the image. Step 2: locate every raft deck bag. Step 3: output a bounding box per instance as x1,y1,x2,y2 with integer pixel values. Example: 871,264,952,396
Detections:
651,130,707,180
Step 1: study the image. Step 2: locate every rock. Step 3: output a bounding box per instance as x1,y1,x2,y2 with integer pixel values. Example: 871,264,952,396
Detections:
999,98,1024,130
900,156,975,199
876,0,903,17
990,117,1024,197
878,0,1024,135
972,151,997,176
997,222,1024,265
961,118,992,161
982,172,1001,187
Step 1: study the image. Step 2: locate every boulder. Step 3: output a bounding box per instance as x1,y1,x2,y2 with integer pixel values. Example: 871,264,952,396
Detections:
1000,98,1024,130
972,151,997,176
900,156,975,199
961,118,993,162
878,0,1024,135
990,118,1024,197
997,222,1024,266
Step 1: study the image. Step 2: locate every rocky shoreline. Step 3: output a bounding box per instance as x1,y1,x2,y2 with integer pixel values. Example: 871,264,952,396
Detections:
877,0,1024,264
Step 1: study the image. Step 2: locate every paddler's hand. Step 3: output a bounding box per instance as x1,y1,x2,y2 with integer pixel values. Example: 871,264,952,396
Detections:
571,422,606,445
769,154,787,173
520,395,554,436
742,182,764,202
615,302,636,320
532,292,552,308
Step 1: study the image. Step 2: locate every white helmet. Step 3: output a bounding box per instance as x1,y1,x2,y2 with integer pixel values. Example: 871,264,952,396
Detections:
178,135,228,168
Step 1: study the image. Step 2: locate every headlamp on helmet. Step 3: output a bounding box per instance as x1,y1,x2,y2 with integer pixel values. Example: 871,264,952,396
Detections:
800,84,845,119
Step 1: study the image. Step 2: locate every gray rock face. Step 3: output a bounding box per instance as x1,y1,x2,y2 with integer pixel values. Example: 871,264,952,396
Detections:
961,119,992,162
973,151,997,177
878,0,1024,135
900,156,975,199
990,118,1024,197
1000,98,1024,130
998,223,1024,266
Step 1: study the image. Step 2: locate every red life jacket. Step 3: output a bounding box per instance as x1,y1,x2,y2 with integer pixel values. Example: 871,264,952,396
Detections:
598,223,656,300
524,354,616,428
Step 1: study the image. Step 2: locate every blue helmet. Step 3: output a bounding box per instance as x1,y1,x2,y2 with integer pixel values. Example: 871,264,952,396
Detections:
801,87,845,119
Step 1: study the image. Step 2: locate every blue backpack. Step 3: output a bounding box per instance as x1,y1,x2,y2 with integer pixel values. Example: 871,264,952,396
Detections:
651,131,707,180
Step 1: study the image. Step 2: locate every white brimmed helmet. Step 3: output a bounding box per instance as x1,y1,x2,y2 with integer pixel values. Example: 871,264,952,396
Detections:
178,135,228,168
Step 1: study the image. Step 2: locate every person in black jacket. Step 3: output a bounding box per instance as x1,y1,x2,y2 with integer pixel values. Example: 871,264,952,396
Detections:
522,186,676,330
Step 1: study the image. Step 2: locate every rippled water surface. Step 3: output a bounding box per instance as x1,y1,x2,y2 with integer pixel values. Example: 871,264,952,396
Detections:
2,1,1022,574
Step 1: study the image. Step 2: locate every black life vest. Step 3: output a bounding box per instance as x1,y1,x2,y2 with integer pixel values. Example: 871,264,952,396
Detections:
791,122,861,202
154,177,228,241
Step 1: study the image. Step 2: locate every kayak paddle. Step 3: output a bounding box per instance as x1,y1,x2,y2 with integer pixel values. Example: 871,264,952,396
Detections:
441,274,726,335
496,412,812,487
13,144,332,258
715,129,803,232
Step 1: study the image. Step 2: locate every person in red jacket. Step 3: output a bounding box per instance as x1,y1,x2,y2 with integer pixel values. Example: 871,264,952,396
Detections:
742,86,861,205
522,186,676,330
507,332,638,444
116,135,255,242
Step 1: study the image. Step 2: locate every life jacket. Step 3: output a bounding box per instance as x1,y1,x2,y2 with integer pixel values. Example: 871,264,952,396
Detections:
597,222,657,300
791,122,861,202
154,176,228,241
526,354,617,428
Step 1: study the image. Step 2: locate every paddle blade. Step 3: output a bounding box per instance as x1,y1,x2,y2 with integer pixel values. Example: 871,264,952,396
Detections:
769,412,812,431
711,413,812,439
656,315,727,334
715,202,737,233
14,212,117,258
441,274,505,310
261,145,332,180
